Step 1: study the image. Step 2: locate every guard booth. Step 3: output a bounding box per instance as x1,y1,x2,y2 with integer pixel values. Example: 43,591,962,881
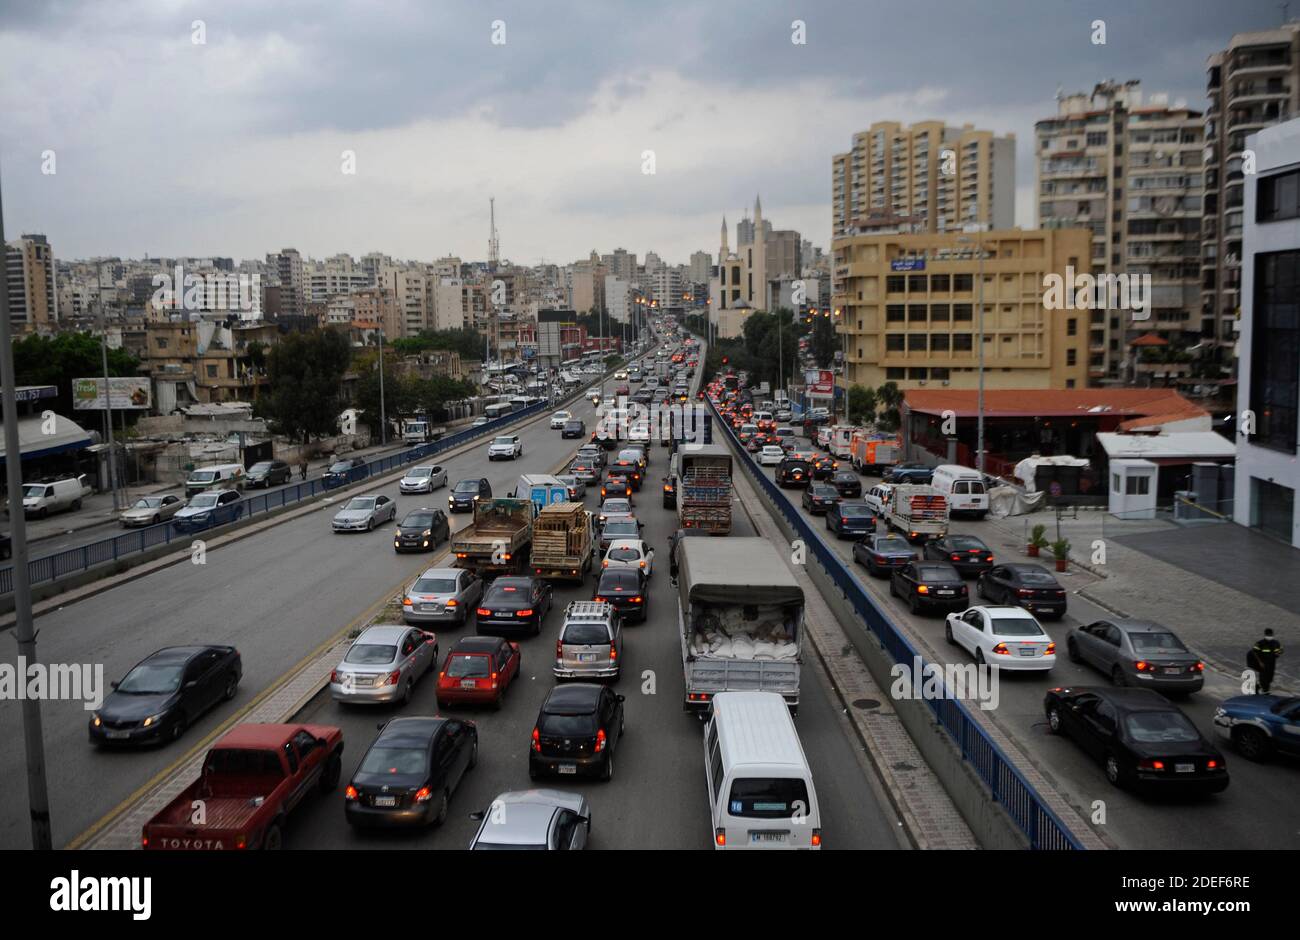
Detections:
1108,459,1158,520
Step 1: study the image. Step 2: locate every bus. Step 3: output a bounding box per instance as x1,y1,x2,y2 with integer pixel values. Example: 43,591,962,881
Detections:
483,402,515,421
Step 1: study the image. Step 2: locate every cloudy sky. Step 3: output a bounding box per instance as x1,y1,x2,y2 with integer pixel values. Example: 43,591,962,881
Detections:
0,0,1290,267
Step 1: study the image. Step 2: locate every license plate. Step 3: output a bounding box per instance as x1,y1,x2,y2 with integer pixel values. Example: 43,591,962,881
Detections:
105,730,130,740
937,590,955,596
578,653,597,662
460,679,477,689
421,604,441,613
374,796,397,807
1019,648,1036,657
1163,667,1182,675
1175,763,1195,774
750,831,787,844
557,764,577,775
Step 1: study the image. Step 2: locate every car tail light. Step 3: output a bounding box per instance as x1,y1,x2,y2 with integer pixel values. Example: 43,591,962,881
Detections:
960,585,968,594
811,829,822,847
594,728,607,753
345,785,359,801
917,585,929,594
445,599,458,607
531,728,541,752
632,596,642,603
992,643,1010,656
1207,759,1220,769
1138,759,1166,771
986,555,994,562
715,828,726,847
1017,588,1033,597
638,560,646,568
1054,589,1066,597
141,836,149,848
414,786,433,802
330,670,339,683
951,554,962,561
1134,660,1152,672
1045,642,1056,655
593,596,605,603
1193,661,1205,672
476,608,491,617
556,640,563,658
609,646,618,661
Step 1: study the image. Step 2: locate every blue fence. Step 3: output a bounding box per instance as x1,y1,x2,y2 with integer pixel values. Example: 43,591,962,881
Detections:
0,401,552,598
709,397,1084,850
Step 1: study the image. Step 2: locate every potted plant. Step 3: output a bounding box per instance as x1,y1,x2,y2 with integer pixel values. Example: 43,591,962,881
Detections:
1050,538,1071,572
1027,524,1048,557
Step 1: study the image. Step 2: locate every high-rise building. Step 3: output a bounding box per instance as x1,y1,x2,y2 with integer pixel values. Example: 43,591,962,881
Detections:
266,248,304,318
832,228,1093,394
1036,81,1204,383
832,122,1015,239
6,234,58,332
689,250,712,284
601,249,636,282
1203,23,1300,371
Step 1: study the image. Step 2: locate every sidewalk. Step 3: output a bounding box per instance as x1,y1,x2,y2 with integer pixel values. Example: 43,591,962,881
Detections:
979,509,1300,691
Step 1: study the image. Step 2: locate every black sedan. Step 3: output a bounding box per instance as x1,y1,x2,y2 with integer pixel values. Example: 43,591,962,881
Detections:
394,508,451,553
562,419,587,439
600,469,635,500
322,457,368,489
476,576,553,636
1044,687,1228,795
853,534,918,577
593,567,648,623
889,561,969,615
345,716,478,828
977,564,1068,619
826,500,876,540
924,534,996,576
449,477,491,512
801,483,841,515
829,470,862,499
90,645,242,746
530,684,625,782
775,457,812,488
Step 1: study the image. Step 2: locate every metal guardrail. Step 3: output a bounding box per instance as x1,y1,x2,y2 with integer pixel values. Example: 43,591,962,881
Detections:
708,397,1085,850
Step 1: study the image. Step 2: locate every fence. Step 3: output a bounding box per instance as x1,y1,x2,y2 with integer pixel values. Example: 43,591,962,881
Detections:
708,396,1084,850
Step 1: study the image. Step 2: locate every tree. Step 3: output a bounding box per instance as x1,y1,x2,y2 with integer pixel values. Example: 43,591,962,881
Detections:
258,328,351,442
809,312,837,368
12,331,139,415
390,328,484,362
847,385,878,426
875,381,903,432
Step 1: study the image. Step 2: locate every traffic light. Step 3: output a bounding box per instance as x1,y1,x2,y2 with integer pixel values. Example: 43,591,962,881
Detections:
721,356,729,365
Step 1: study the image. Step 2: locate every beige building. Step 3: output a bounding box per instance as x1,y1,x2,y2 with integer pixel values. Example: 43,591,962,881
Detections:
832,122,1015,239
832,228,1093,394
6,234,58,333
710,195,796,331
353,287,401,337
1036,81,1204,381
568,259,608,314
1202,23,1300,370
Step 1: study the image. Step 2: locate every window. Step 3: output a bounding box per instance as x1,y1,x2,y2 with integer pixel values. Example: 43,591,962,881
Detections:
908,274,927,292
1125,474,1150,496
1258,168,1300,222
930,303,950,321
886,304,905,322
930,334,950,352
156,337,169,349
953,304,972,321
907,334,927,351
1067,349,1077,366
931,368,949,381
886,334,905,352
886,275,906,293
930,274,950,292
886,367,905,380
953,273,973,291
1249,250,1300,453
206,364,218,378
908,367,927,380
908,304,927,322
1067,318,1077,336
953,334,973,352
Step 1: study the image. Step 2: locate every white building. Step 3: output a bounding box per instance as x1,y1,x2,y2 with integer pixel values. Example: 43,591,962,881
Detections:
605,274,633,324
1233,118,1300,547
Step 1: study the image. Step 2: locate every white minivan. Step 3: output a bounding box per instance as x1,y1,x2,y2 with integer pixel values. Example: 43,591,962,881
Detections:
184,463,245,498
22,475,93,518
930,464,989,518
703,691,822,850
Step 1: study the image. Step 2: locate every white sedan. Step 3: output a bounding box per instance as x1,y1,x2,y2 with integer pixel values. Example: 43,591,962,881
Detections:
601,538,655,578
550,411,572,429
945,606,1056,671
758,445,785,466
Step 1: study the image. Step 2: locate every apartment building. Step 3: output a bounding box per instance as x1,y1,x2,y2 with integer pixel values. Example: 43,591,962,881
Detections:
1203,23,1300,370
377,264,430,337
304,254,374,302
6,234,58,332
1036,81,1204,382
1234,118,1300,547
831,228,1093,394
265,248,304,318
832,122,1015,239
689,250,712,284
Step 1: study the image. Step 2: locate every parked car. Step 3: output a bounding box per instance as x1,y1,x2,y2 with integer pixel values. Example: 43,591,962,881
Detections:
1214,694,1300,762
245,460,292,488
775,456,811,488
322,457,368,489
172,489,244,532
924,534,996,577
488,434,523,461
330,624,438,705
529,683,625,781
402,567,483,625
890,561,968,615
853,533,917,577
90,645,241,746
829,470,862,499
1044,687,1229,795
977,564,1068,619
22,475,92,517
1066,619,1204,694
119,494,184,528
394,507,451,553
399,465,447,494
437,636,521,710
468,790,591,850
945,606,1056,671
801,483,840,515
601,538,654,578
592,567,648,623
825,500,875,540
554,601,623,681
449,477,492,512
475,576,553,636
332,494,397,532
345,716,477,828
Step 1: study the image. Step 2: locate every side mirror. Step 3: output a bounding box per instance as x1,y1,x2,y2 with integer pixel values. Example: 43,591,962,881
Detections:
468,810,486,821
316,737,329,748
616,694,626,702
184,680,198,690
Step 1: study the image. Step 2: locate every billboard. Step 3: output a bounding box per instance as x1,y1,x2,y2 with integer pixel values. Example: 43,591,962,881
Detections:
73,377,152,410
807,370,835,395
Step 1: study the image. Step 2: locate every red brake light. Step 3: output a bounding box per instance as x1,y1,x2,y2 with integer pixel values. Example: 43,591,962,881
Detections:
531,728,541,753
556,640,563,657
715,828,726,846
1045,642,1056,655
1138,759,1166,771
1134,660,1150,672
385,670,400,686
594,728,607,753
414,786,433,802
951,554,962,561
991,643,1010,656
811,829,822,847
517,609,534,617
917,585,930,594
345,785,359,801
593,596,605,603
476,608,491,617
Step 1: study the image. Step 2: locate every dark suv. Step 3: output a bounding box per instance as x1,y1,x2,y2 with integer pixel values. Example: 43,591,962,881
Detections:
775,456,812,488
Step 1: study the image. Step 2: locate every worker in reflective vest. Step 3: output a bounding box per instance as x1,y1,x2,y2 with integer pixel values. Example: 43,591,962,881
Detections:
1246,629,1284,694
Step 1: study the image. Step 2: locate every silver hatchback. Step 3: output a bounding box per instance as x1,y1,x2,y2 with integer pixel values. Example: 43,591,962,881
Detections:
468,789,591,850
330,624,439,705
554,601,622,681
402,567,483,625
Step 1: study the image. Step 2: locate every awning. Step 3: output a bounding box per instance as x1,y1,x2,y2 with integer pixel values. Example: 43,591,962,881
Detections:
0,414,94,464
1095,431,1235,462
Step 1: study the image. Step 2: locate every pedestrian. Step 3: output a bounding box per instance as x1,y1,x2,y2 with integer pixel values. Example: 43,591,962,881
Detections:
299,457,309,481
1246,629,1284,694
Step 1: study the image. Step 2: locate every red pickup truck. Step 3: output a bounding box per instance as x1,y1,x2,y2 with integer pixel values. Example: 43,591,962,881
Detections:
142,723,343,850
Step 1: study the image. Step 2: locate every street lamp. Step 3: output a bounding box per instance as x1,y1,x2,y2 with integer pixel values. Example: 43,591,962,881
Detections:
957,232,986,474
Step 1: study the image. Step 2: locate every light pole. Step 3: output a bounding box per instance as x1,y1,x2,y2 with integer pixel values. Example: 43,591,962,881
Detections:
377,324,387,446
958,233,986,474
97,303,120,510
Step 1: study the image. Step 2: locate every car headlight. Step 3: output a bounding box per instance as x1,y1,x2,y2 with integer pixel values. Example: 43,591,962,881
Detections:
421,529,432,537
91,714,102,727
141,713,164,728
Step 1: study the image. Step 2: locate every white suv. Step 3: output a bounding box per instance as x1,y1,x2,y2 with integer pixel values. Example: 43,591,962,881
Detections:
550,411,572,429
488,435,523,460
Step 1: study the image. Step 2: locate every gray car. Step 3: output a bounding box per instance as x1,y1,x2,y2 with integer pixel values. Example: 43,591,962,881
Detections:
557,475,587,501
332,493,398,532
330,624,439,705
399,464,448,494
1066,619,1205,694
598,516,641,553
402,567,483,625
468,789,591,850
119,494,184,528
554,601,622,681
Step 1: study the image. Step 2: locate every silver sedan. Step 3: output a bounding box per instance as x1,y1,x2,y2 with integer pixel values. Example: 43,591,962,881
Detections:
400,465,448,494
402,567,483,625
330,624,438,705
468,789,591,850
119,494,184,528
332,494,398,532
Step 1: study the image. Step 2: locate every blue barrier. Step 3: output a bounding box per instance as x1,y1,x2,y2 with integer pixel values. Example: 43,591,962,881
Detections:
708,397,1083,850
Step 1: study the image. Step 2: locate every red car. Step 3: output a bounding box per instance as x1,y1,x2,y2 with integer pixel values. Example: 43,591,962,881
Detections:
436,636,521,710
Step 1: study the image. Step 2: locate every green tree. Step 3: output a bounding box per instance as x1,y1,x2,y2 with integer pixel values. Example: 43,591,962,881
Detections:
847,384,878,426
390,328,485,361
258,328,351,442
809,312,836,368
875,381,904,432
12,332,139,414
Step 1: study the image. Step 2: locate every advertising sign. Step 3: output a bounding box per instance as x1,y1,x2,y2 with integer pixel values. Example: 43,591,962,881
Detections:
810,370,835,395
72,377,152,410
890,258,926,272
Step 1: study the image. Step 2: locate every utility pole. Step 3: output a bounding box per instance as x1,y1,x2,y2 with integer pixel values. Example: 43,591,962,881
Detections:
0,164,54,849
976,233,985,475
98,303,120,510
377,324,387,446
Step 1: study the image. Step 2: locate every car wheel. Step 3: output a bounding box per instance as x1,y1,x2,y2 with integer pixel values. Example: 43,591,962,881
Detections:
908,592,920,615
319,753,342,793
469,738,479,769
601,752,614,782
169,713,187,742
152,515,161,525
1104,754,1124,788
1046,707,1062,734
433,790,449,826
366,518,374,531
1110,665,1126,688
1233,726,1271,762
223,673,239,701
1067,639,1082,664
944,621,955,645
974,649,986,666
262,823,283,850
72,498,82,511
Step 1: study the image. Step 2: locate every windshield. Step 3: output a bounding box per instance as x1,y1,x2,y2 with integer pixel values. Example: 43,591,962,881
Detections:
327,462,351,473
562,623,610,646
601,500,630,514
454,481,479,493
603,522,638,538
839,505,873,517
189,494,219,508
22,485,47,498
875,537,912,552
407,468,432,478
492,437,515,445
345,498,376,511
948,536,987,551
598,571,641,592
1124,712,1201,744
358,746,428,777
345,643,396,665
608,547,640,562
117,663,183,695
988,617,1046,637
1017,569,1058,585
540,712,598,736
249,462,274,473
189,471,217,483
132,497,163,509
403,513,434,528
413,577,458,594
446,655,491,678
1130,632,1189,653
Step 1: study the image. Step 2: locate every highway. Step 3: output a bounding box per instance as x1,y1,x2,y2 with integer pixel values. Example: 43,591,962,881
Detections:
0,340,903,851
742,429,1300,850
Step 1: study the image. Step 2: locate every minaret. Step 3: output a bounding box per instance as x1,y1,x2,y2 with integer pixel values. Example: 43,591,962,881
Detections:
720,216,729,257
488,197,500,271
752,194,767,309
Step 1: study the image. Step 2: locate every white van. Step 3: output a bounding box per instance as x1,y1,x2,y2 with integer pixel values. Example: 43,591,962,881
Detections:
863,482,896,517
930,464,989,518
184,463,245,498
703,691,821,850
22,475,93,518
